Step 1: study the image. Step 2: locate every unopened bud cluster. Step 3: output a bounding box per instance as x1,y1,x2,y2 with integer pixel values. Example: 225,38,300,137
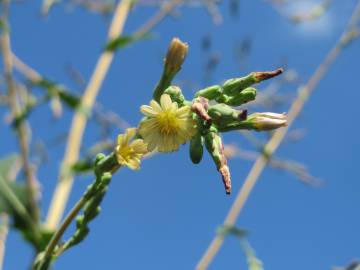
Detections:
185,67,286,194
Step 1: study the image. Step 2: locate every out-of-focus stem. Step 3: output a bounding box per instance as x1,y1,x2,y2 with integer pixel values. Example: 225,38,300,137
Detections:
45,0,133,230
0,0,40,223
0,214,9,270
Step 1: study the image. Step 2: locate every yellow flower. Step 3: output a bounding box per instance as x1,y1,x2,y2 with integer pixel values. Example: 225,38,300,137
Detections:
115,128,148,170
139,94,196,152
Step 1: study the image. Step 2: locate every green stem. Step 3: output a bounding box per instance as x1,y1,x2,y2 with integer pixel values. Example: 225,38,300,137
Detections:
152,69,176,102
36,154,120,270
37,196,88,270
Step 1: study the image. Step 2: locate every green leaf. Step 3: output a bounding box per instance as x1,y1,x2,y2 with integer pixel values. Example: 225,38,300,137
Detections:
0,154,18,180
36,79,81,109
71,159,94,175
104,33,152,52
216,225,247,238
0,155,31,219
0,155,51,251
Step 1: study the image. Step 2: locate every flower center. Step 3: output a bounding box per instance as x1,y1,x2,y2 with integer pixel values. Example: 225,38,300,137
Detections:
119,146,134,161
156,111,179,134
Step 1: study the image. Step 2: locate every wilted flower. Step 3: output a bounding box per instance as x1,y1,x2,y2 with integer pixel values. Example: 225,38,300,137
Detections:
164,38,188,76
115,128,148,170
139,94,196,152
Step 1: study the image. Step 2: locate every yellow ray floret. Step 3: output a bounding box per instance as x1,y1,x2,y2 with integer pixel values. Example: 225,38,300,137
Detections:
115,128,148,170
139,94,196,152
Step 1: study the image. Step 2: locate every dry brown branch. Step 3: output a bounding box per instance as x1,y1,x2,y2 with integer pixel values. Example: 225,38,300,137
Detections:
196,1,360,269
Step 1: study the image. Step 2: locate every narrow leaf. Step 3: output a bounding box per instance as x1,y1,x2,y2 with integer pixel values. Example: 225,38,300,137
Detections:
36,79,81,109
104,33,152,52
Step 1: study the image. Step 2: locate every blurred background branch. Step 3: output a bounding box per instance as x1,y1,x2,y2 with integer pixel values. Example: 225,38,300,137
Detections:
45,0,133,230
196,1,360,269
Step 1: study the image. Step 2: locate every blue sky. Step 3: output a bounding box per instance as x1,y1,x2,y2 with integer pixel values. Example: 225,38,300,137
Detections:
1,0,360,269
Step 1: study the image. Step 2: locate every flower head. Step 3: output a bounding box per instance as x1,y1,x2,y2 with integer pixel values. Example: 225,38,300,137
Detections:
248,112,287,131
115,128,148,170
139,94,196,152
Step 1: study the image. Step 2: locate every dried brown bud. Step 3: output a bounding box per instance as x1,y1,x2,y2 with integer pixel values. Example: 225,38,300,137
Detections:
191,97,211,123
219,165,231,195
254,68,283,82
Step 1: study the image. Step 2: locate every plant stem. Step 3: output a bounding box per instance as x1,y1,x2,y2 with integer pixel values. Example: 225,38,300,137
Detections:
41,196,87,266
195,2,360,269
0,0,40,224
0,214,9,270
45,0,133,230
37,157,120,270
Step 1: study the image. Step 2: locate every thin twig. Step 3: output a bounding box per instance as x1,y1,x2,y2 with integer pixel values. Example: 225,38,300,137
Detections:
42,195,88,265
11,53,42,82
135,0,184,38
0,214,9,270
196,1,360,269
37,157,121,269
0,0,40,223
44,0,133,230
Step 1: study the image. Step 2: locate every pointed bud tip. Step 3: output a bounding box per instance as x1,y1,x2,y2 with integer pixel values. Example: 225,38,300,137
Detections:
164,37,189,74
219,165,231,194
254,67,284,82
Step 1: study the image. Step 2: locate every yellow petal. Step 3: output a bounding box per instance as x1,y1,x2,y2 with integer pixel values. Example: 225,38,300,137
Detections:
171,101,178,111
139,119,159,136
150,100,163,112
126,158,141,170
131,139,148,154
126,128,137,138
117,134,124,146
176,106,190,117
160,94,172,110
140,105,158,117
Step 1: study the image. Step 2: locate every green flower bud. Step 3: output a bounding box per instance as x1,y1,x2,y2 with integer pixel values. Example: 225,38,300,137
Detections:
189,133,204,164
164,85,185,105
208,103,247,128
153,38,188,101
194,85,223,100
222,87,257,106
204,131,222,169
204,131,232,194
222,74,257,96
222,68,283,96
